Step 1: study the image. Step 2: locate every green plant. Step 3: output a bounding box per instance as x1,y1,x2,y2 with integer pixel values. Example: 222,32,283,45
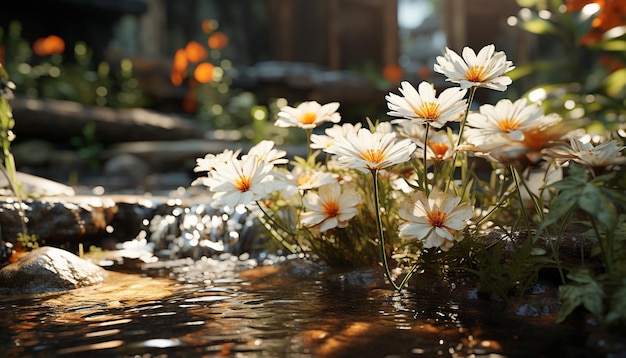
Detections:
0,63,39,250
192,40,625,330
1,21,148,108
512,0,626,132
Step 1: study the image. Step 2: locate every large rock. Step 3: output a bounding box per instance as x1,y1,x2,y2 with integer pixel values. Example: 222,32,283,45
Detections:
0,196,119,244
0,246,107,294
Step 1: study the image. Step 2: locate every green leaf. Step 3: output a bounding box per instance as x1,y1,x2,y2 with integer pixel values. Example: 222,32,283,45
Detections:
539,189,579,232
596,40,626,52
520,18,559,35
580,184,617,230
606,283,626,325
557,269,606,323
604,68,626,97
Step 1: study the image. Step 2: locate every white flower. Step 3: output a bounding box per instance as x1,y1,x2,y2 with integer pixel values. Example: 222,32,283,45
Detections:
204,155,275,208
243,140,289,165
324,128,417,173
398,189,473,251
275,101,341,129
434,44,515,91
310,122,362,150
193,148,241,173
462,98,564,164
290,166,337,191
466,99,560,143
301,182,361,232
550,138,626,171
386,81,467,128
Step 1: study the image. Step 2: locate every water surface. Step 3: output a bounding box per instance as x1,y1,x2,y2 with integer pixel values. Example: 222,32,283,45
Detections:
0,255,593,357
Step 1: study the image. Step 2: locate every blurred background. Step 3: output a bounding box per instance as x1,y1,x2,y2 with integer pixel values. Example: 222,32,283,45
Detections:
0,0,624,190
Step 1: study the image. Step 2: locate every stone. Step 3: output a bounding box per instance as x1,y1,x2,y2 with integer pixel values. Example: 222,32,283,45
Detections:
0,246,107,294
0,196,119,244
0,171,75,197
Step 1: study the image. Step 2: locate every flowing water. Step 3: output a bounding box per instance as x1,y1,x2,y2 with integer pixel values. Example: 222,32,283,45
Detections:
0,200,604,358
0,252,594,358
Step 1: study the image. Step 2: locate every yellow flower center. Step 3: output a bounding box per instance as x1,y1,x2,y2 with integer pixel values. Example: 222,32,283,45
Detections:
427,209,447,228
234,175,251,192
300,112,317,125
466,65,487,82
414,102,441,119
359,149,386,166
323,200,339,218
297,173,311,187
497,118,519,133
428,141,449,159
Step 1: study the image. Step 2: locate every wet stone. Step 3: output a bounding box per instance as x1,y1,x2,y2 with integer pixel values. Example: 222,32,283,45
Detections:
0,195,119,244
0,246,107,294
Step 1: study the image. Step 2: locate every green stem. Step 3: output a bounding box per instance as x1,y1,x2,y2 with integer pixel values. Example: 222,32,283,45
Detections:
423,123,430,196
306,128,312,160
255,200,298,254
447,87,476,192
455,86,476,149
510,166,531,234
371,169,415,290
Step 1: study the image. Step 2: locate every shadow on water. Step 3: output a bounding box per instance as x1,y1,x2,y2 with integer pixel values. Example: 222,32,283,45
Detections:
0,254,594,358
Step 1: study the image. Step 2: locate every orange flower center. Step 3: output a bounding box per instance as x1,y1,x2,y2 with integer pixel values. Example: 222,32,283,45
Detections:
428,141,449,159
300,112,317,125
466,65,487,82
234,175,252,192
427,210,447,228
414,102,441,119
323,201,339,218
497,118,519,133
359,149,386,166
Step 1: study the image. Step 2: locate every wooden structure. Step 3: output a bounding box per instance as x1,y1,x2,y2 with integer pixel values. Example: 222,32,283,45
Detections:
266,0,398,70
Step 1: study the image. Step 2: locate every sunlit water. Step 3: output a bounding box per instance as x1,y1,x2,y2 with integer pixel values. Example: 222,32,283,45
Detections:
0,253,592,358
0,200,597,358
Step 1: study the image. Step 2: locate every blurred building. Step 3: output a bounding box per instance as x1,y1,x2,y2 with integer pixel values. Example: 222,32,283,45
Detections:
2,0,522,114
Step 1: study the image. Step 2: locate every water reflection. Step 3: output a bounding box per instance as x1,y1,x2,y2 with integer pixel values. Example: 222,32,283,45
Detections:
0,255,590,357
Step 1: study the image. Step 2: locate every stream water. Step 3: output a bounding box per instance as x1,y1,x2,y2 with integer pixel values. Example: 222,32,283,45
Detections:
0,251,594,358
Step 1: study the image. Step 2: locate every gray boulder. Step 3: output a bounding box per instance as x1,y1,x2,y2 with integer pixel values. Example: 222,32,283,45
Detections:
0,246,107,294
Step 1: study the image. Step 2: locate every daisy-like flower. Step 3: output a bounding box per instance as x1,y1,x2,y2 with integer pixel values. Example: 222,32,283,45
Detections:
275,101,341,129
204,155,275,208
398,189,473,251
466,99,561,143
461,98,564,164
434,44,515,91
386,81,467,128
243,140,289,165
395,121,458,163
290,166,337,191
310,122,362,150
300,182,361,232
549,138,626,174
324,128,417,173
193,148,241,173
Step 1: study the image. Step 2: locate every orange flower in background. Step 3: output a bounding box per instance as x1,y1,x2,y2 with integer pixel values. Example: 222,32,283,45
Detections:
185,41,207,63
183,90,198,113
382,63,404,84
194,62,215,83
202,19,218,34
208,31,228,49
170,70,185,86
32,35,65,56
566,0,626,44
600,55,625,72
172,49,188,72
